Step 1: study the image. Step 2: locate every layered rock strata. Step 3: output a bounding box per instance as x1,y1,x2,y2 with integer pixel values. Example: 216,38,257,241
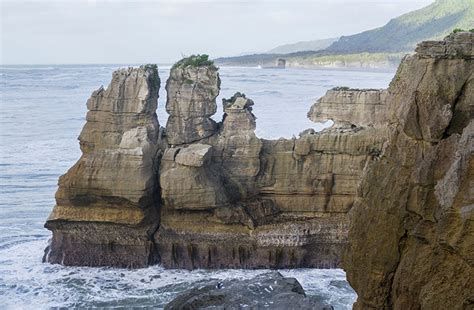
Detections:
308,88,388,128
343,32,474,309
155,65,388,268
44,65,163,267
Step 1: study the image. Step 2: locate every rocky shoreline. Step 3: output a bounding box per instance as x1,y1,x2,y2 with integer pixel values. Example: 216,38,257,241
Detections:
344,31,474,309
44,33,473,309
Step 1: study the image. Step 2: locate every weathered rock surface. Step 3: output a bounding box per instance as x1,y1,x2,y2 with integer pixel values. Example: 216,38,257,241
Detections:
415,31,473,59
218,93,262,184
44,65,164,267
343,32,474,309
165,272,333,310
308,89,388,128
165,64,220,145
160,144,230,211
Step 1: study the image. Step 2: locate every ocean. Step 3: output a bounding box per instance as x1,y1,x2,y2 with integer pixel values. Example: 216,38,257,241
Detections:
0,64,394,309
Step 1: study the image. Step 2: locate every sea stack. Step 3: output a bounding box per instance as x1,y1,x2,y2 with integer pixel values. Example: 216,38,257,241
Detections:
44,65,164,267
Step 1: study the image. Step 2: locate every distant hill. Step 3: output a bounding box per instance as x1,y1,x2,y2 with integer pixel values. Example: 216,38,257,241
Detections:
267,37,339,54
326,0,474,53
215,0,474,68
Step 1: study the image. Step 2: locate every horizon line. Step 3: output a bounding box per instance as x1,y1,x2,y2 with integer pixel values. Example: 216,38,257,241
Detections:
0,62,174,66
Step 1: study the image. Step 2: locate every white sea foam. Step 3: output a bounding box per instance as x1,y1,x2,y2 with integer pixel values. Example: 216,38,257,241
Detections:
0,239,356,309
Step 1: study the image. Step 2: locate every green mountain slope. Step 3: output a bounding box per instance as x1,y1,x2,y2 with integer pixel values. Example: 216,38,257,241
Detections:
267,37,339,54
215,0,473,68
326,0,474,53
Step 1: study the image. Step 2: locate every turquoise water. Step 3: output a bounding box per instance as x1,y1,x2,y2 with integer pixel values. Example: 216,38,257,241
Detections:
0,65,394,309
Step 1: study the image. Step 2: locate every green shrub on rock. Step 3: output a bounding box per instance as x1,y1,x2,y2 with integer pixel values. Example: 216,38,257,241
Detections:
172,54,217,70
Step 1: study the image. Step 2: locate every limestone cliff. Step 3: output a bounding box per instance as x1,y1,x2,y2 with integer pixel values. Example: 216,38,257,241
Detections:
343,32,473,309
44,65,164,267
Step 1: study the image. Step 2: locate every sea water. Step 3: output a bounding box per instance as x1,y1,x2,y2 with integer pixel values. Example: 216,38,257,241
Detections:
0,65,394,309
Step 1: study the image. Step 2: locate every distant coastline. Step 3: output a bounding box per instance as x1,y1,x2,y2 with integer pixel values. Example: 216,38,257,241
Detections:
216,52,404,71
0,62,398,72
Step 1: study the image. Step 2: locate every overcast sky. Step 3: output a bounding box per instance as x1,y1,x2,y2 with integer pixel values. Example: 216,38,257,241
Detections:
1,0,434,64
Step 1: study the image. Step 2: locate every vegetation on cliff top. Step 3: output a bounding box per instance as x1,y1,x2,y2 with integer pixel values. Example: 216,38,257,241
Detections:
451,28,474,33
172,54,217,70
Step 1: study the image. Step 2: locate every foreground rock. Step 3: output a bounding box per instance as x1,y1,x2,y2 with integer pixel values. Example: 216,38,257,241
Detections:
343,32,474,309
44,65,163,267
165,272,333,310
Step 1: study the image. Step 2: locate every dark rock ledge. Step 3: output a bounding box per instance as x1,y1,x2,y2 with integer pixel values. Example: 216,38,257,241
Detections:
165,272,334,310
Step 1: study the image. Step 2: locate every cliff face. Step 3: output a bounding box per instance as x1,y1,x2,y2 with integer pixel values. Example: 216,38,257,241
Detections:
44,65,164,267
156,127,385,268
343,32,473,309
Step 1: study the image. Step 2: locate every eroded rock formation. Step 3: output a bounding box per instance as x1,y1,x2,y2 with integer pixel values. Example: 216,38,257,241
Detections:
44,65,164,267
343,32,474,309
44,55,387,269
155,63,387,268
308,88,388,128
